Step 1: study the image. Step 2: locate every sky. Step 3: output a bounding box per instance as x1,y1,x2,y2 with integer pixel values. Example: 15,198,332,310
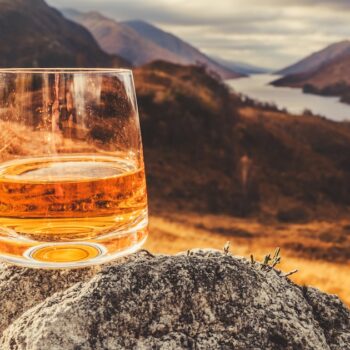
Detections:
47,0,350,69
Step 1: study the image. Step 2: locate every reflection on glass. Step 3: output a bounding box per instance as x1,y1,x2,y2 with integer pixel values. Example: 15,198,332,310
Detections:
0,69,148,268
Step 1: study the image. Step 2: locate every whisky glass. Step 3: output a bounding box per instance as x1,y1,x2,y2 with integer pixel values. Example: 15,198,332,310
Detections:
0,68,148,268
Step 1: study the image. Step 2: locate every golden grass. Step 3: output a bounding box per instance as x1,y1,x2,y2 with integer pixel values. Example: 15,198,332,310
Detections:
145,212,350,306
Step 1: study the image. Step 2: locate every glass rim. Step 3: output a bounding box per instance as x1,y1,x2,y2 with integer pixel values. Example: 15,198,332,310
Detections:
0,67,133,74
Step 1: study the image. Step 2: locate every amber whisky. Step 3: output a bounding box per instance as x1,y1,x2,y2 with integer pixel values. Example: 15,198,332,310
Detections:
0,154,148,265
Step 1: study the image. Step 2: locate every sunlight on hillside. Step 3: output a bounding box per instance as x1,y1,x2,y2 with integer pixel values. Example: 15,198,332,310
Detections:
145,213,350,306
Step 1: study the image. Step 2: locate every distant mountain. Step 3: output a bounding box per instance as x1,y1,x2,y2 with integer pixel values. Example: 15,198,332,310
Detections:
62,10,243,79
62,11,181,67
123,20,243,79
211,56,271,75
0,0,127,67
277,40,350,75
273,44,350,104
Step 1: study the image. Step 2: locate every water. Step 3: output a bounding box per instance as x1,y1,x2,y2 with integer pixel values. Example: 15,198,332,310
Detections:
226,74,350,122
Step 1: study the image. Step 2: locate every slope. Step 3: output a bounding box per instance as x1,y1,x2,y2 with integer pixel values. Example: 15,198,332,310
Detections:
0,0,127,67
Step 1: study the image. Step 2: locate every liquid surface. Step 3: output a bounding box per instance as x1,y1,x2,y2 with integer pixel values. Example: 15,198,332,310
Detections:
0,155,146,219
0,154,148,266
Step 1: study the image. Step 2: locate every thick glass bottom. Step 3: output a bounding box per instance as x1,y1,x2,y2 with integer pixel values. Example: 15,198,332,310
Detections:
0,221,148,269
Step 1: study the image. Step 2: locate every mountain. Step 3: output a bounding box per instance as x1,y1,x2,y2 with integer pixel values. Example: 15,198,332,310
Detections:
211,56,271,75
277,40,350,75
0,0,127,67
62,10,242,79
273,40,350,104
124,20,243,79
273,51,350,104
62,10,181,66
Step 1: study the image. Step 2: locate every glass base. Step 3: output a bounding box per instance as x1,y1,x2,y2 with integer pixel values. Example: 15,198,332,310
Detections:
0,229,148,269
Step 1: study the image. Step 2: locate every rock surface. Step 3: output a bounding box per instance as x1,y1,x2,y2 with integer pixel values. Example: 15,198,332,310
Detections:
0,263,97,335
0,250,349,350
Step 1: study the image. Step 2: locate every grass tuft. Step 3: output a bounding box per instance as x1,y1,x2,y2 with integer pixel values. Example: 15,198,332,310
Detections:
250,247,298,278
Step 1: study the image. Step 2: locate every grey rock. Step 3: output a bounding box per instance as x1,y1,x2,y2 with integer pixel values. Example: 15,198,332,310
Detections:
304,286,350,350
0,251,349,350
0,262,97,335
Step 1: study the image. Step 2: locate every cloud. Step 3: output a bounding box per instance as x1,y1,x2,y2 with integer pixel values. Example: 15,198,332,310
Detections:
275,0,350,9
47,0,350,69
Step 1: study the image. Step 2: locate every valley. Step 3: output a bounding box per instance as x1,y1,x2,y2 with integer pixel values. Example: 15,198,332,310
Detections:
228,74,350,121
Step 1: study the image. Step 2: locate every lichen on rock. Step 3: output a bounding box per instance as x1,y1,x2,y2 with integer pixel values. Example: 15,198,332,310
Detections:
0,250,349,350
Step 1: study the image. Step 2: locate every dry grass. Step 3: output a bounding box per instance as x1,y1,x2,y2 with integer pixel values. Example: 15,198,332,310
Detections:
145,212,350,306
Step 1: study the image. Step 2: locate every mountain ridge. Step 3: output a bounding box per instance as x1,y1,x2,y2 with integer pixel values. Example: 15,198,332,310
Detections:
211,55,271,75
62,9,243,79
0,0,128,68
273,42,350,104
62,10,182,67
123,19,242,79
277,40,350,76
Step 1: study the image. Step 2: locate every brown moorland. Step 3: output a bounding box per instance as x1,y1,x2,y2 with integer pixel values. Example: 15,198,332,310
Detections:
136,61,350,220
133,61,350,304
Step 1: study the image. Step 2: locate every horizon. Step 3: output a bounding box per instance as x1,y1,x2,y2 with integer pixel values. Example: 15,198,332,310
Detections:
47,0,350,69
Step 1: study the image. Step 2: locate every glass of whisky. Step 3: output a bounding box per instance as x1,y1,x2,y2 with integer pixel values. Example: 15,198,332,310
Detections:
0,68,148,268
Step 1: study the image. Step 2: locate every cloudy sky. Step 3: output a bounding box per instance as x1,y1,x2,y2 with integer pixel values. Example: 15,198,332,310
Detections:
47,0,350,69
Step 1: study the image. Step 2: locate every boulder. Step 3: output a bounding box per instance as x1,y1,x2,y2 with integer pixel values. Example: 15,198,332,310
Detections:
0,262,97,335
0,250,349,349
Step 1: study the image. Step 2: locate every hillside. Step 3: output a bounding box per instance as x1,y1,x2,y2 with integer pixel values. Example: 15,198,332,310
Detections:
0,0,127,67
212,56,270,75
273,40,350,103
135,62,350,303
273,52,350,103
63,9,241,80
277,40,350,75
134,61,350,220
62,10,181,66
124,20,243,79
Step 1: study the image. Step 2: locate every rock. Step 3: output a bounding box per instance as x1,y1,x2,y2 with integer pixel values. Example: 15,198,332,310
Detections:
0,250,349,350
0,263,97,335
304,287,350,350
